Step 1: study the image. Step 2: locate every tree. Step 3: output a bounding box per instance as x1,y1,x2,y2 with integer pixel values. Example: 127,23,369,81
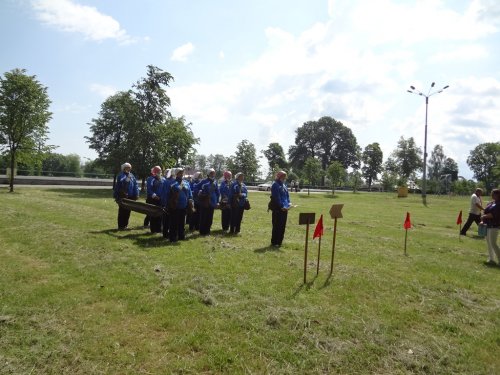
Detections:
288,116,359,184
207,154,227,178
158,116,199,168
303,157,323,195
0,69,52,192
86,91,139,183
42,153,82,177
467,142,500,190
131,65,174,187
326,161,346,195
427,144,446,180
227,140,260,181
390,136,422,184
361,142,383,190
263,142,288,172
194,154,207,172
347,170,363,193
442,157,458,180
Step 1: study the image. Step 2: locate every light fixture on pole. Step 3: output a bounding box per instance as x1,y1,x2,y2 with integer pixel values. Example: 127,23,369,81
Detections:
407,82,449,205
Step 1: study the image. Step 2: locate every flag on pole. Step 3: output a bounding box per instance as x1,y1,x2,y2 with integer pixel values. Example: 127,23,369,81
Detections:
313,214,324,239
456,210,463,225
403,212,411,229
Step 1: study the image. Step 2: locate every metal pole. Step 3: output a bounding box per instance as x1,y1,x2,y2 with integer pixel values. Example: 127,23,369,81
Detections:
422,96,429,206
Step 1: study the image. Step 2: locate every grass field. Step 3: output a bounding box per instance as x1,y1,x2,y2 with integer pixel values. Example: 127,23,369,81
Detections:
0,187,499,374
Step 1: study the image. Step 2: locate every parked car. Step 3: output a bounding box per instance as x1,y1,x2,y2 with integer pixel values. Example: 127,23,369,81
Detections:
257,181,273,191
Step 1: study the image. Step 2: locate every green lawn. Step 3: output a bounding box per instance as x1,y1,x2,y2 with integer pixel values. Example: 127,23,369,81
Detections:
0,188,499,374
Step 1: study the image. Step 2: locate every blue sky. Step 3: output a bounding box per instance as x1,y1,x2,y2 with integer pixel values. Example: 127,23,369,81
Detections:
1,0,499,179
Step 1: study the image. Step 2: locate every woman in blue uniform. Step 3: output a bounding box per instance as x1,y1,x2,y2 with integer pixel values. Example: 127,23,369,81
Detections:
219,170,233,232
198,168,220,236
229,172,248,234
188,171,202,231
166,168,193,242
270,171,292,247
146,165,165,233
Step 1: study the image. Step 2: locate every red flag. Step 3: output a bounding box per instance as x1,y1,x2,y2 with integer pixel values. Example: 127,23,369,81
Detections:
403,212,411,229
456,210,463,225
313,214,324,239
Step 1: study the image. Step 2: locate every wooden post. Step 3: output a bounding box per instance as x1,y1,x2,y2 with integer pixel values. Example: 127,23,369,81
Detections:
330,217,338,275
299,213,315,285
316,235,321,275
304,219,310,284
404,229,408,256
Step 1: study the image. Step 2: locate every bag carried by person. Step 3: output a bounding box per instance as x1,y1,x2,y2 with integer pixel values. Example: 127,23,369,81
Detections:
244,199,251,210
478,223,487,237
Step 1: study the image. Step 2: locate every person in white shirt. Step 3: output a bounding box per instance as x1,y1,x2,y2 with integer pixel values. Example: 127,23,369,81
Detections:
460,188,484,236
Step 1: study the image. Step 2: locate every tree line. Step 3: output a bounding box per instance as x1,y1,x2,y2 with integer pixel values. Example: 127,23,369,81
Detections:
1,67,499,193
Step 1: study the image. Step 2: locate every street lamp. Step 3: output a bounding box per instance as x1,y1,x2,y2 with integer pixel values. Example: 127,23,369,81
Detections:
407,82,449,205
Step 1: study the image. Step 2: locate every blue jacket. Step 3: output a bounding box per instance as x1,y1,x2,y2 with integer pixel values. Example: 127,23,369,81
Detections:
190,178,201,203
113,172,139,199
271,179,290,209
199,178,220,208
230,181,248,208
169,178,193,209
160,177,174,207
146,175,165,199
219,179,232,204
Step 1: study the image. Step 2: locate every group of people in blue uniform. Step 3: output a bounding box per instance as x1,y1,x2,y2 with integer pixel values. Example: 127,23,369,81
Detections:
113,162,255,243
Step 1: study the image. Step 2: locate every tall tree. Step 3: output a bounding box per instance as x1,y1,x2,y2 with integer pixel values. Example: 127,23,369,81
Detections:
86,90,140,183
131,65,174,187
263,142,288,171
158,116,199,168
288,116,359,184
361,142,383,190
303,157,323,193
194,154,207,172
326,161,346,195
427,144,446,180
467,142,500,189
228,140,259,181
0,69,52,192
390,136,422,183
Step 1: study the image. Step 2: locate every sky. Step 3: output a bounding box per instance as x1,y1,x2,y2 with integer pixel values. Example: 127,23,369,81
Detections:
1,0,499,179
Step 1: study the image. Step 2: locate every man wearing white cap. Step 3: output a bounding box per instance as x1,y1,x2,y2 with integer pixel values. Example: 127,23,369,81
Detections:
113,162,139,230
145,165,165,233
165,168,193,242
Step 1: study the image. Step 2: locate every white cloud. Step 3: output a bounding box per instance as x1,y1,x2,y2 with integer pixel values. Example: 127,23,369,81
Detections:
171,42,195,62
89,83,117,99
430,45,488,63
31,0,137,44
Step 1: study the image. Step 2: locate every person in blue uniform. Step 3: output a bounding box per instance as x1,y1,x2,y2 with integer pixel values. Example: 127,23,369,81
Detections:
219,170,233,232
481,189,500,266
113,162,139,230
229,172,248,234
161,168,175,239
166,168,193,242
270,170,292,247
198,168,220,236
188,171,202,231
145,165,164,233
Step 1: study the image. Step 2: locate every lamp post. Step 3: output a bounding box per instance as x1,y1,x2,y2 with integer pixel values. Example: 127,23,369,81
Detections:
407,82,449,205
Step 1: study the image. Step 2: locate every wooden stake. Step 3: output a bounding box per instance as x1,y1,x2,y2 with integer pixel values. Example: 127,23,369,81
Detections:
316,235,321,275
404,229,408,256
304,220,310,284
330,217,338,275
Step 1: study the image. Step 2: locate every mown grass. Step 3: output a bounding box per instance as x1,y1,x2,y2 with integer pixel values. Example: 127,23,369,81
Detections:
0,187,499,374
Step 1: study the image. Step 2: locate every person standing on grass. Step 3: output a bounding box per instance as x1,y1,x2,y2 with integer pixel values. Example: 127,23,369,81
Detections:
167,168,193,242
219,170,233,232
188,171,202,232
113,162,139,230
460,188,484,236
161,168,174,239
229,172,248,234
145,165,164,234
270,170,292,247
481,188,500,266
198,168,220,236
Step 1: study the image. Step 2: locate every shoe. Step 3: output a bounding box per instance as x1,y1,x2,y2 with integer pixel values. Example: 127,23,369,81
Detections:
483,260,497,267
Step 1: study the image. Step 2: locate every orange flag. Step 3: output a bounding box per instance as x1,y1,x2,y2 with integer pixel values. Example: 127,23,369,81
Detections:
456,210,463,225
313,214,324,239
403,212,411,229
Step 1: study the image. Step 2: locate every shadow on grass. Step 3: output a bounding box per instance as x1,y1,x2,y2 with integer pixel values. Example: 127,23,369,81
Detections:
254,245,283,253
90,226,180,248
290,274,319,297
